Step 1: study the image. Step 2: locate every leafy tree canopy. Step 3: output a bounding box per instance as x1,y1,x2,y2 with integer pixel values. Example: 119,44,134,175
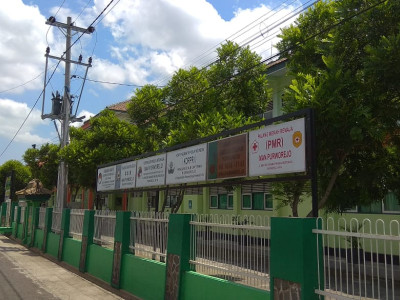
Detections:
0,160,31,201
23,143,59,189
128,41,271,150
61,110,140,188
276,0,400,213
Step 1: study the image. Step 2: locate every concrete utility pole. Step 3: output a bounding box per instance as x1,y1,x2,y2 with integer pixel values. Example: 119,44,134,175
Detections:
44,17,94,210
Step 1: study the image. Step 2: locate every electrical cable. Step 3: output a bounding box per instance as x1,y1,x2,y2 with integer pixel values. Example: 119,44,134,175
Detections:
146,0,387,122
154,0,304,85
0,61,60,94
46,0,67,47
0,60,62,159
152,0,315,87
73,0,93,24
0,0,123,160
0,73,43,94
0,0,384,160
92,0,122,27
72,75,163,88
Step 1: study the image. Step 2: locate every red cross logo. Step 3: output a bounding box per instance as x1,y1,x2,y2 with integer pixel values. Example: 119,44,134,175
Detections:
252,141,259,153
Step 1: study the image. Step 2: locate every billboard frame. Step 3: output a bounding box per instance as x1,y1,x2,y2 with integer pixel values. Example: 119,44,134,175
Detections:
96,108,318,217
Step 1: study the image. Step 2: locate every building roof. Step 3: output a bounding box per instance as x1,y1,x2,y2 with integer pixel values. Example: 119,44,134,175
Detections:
16,179,52,196
106,100,130,112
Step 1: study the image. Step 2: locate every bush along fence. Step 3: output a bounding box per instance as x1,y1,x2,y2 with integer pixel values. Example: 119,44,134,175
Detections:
7,207,398,299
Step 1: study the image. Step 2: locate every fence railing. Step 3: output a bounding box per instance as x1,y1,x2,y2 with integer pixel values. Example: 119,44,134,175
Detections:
20,206,26,224
69,209,85,240
129,211,169,262
51,208,62,233
190,214,270,291
38,207,46,230
13,206,18,222
313,217,400,300
94,210,116,248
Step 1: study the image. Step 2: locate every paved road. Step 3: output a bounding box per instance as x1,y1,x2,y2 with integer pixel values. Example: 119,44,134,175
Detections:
0,235,123,300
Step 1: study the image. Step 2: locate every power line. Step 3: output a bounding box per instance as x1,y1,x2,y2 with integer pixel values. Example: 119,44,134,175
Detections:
46,0,66,47
74,0,93,24
0,72,43,94
147,0,387,121
152,0,314,87
0,60,62,159
72,75,163,88
0,0,118,160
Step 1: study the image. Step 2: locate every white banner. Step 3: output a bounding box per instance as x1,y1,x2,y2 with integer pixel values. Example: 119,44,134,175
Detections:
166,143,207,185
136,154,166,187
249,118,306,176
97,165,116,191
116,161,137,189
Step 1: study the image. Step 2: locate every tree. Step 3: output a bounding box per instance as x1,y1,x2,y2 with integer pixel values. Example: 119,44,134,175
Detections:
276,0,400,214
128,41,271,211
272,180,311,217
0,160,31,201
23,143,59,189
61,110,141,190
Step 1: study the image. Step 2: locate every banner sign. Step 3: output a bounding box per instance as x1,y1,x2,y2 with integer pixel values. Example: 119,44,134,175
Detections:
208,133,248,180
116,161,137,189
136,154,166,188
166,143,207,185
97,165,117,191
249,118,306,176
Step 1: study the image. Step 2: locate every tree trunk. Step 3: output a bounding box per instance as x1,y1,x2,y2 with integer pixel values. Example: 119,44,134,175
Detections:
171,185,186,213
291,195,300,217
306,154,347,217
160,188,168,212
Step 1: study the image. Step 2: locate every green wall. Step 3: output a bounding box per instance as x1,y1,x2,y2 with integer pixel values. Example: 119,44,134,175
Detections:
33,229,43,249
86,244,113,284
120,254,166,300
62,238,81,269
181,271,270,300
46,232,60,258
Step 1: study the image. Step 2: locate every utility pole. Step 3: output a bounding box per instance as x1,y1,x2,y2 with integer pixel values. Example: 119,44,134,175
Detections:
44,17,94,210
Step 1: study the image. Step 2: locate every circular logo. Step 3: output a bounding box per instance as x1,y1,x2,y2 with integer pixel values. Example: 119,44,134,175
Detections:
98,173,102,184
292,131,302,148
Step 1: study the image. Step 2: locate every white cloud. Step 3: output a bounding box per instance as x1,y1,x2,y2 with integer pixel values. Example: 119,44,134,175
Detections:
0,1,54,93
85,0,298,88
0,99,49,144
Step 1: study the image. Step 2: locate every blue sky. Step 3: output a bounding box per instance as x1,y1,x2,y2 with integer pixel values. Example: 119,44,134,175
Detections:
0,0,306,165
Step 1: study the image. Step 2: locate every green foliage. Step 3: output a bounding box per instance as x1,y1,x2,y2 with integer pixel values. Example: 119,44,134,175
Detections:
0,160,31,201
277,0,400,213
128,41,270,150
23,143,59,189
61,110,140,188
272,180,311,217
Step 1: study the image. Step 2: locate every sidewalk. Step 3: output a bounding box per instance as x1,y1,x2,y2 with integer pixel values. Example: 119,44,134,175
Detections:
0,235,124,300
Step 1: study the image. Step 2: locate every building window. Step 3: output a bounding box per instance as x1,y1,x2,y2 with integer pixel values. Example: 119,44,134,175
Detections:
344,206,358,213
252,192,264,210
166,195,178,208
359,201,382,214
209,194,233,210
210,195,218,208
218,194,227,209
241,192,274,211
264,193,273,210
242,194,252,209
228,194,234,209
383,192,400,213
